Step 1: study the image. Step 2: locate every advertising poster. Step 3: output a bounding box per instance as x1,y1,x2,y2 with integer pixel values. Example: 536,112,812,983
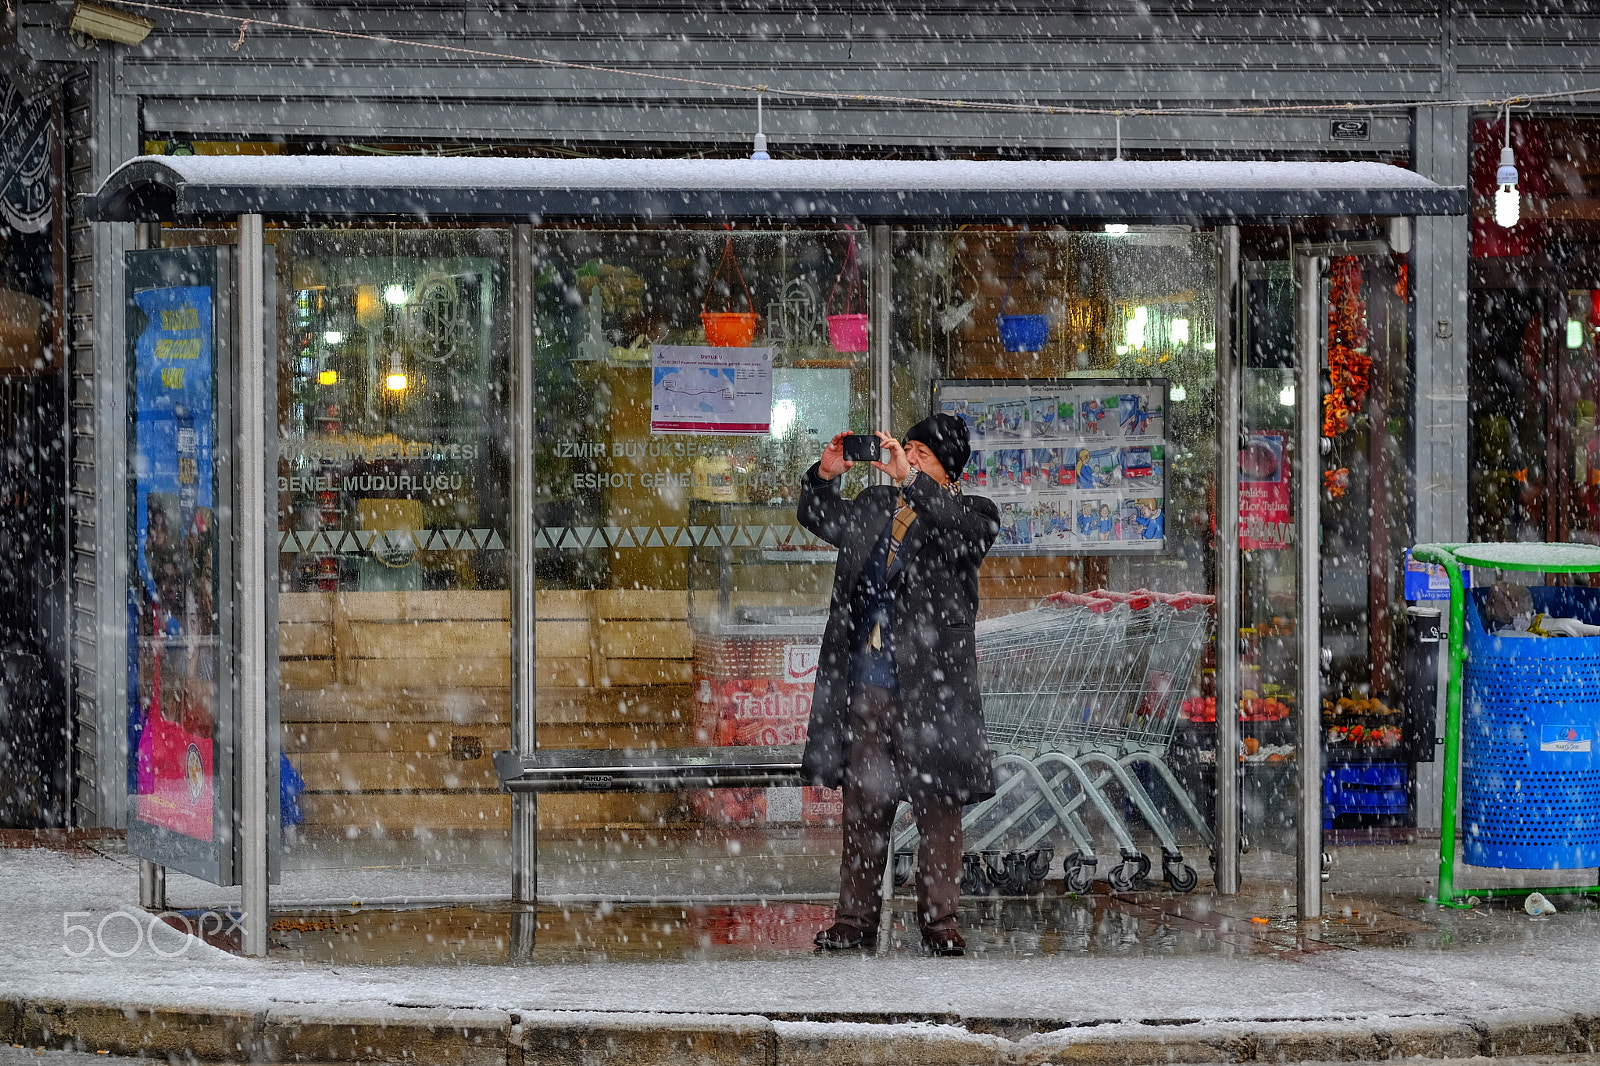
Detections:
934,377,1169,554
1239,430,1293,549
693,640,839,826
650,345,773,434
129,282,219,844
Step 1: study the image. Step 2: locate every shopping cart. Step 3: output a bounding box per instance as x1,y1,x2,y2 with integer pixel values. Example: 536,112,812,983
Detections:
890,589,1215,895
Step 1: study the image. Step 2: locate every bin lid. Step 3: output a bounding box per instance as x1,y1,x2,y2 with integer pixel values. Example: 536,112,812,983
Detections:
1446,542,1600,573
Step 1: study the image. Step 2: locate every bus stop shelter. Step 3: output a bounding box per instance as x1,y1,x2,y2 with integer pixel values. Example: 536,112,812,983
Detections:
86,154,1465,956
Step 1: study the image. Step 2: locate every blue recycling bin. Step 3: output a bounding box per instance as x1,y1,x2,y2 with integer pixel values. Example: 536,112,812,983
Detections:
1462,585,1600,868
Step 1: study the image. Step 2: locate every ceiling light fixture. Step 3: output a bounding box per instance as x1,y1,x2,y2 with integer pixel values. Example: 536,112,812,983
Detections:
67,1,155,44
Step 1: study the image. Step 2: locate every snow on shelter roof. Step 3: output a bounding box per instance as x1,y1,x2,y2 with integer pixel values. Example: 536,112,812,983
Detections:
86,155,1465,223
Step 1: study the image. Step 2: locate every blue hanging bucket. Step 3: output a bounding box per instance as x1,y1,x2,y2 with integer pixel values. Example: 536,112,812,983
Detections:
998,314,1051,352
996,228,1051,352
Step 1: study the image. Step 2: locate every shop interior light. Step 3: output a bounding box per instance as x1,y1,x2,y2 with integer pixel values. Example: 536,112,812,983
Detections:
1495,105,1520,229
1104,223,1130,235
385,350,407,392
1169,384,1187,402
1569,319,1584,349
1279,382,1296,407
769,385,797,438
323,330,344,345
383,284,409,306
318,369,339,386
1170,318,1190,345
1202,340,1217,352
1124,306,1149,350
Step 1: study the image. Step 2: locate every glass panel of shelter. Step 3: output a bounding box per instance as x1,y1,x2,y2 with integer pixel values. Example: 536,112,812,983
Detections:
271,227,514,879
514,222,1231,901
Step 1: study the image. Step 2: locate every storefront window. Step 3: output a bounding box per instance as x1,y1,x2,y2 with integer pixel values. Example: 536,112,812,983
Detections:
273,228,512,873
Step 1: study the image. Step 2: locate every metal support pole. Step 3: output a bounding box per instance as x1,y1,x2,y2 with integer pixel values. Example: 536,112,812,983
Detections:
1435,554,1468,903
1213,227,1242,895
869,225,893,476
510,225,539,906
236,213,269,956
138,860,166,911
1294,253,1325,921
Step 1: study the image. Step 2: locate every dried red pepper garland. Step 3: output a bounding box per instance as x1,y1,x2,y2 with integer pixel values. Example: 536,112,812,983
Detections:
1322,256,1370,439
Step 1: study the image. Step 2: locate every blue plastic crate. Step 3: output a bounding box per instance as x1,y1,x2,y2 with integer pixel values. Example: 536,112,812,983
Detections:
1463,585,1600,869
1323,762,1408,827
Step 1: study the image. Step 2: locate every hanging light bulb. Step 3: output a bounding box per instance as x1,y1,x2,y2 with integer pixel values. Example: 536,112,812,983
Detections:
1494,104,1520,229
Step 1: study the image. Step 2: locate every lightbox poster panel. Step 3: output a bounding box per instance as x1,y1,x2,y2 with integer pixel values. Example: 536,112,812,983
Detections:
126,247,235,886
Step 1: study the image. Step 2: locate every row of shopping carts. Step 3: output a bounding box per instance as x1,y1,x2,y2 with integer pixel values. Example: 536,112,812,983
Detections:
890,588,1215,894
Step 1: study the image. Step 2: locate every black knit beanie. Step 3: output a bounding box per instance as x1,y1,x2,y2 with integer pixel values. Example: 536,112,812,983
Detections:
904,412,971,482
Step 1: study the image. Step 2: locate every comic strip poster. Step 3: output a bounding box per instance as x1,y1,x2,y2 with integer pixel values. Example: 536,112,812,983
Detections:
934,378,1168,554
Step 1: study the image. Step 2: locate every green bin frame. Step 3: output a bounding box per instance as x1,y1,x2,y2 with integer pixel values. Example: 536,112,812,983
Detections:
1412,541,1600,908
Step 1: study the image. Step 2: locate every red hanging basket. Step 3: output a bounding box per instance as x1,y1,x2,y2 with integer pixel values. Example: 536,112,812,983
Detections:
825,232,869,352
700,236,760,347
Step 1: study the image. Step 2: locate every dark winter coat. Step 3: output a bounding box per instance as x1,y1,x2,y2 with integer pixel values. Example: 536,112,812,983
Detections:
797,462,1000,803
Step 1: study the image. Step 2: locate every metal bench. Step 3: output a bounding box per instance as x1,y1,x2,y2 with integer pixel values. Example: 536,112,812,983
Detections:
491,744,807,793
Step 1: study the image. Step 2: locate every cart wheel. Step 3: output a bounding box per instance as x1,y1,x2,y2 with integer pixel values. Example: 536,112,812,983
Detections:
1134,853,1153,881
1001,852,1034,895
1163,860,1199,893
1108,861,1138,893
892,850,915,888
960,853,991,897
1062,854,1094,895
1025,846,1055,883
982,850,1009,885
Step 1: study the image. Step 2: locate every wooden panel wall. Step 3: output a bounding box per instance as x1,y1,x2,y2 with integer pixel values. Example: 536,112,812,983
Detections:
278,589,697,835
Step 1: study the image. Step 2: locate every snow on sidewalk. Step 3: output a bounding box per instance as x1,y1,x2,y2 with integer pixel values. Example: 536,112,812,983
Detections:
0,847,1593,1024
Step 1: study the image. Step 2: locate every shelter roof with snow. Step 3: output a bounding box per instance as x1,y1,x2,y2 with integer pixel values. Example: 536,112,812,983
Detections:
87,156,1465,223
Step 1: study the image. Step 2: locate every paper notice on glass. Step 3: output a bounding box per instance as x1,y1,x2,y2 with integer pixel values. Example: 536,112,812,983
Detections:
651,345,773,435
1239,430,1292,549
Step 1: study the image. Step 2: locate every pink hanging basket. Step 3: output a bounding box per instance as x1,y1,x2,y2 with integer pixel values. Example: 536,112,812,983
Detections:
825,233,869,352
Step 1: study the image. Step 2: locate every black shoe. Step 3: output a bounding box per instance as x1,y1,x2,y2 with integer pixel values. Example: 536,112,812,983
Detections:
921,927,965,956
814,922,875,951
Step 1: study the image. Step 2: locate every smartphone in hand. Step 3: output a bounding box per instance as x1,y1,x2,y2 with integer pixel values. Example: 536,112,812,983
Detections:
841,434,881,462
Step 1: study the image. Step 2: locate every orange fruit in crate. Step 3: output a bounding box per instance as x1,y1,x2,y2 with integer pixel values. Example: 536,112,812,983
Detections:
1243,737,1260,756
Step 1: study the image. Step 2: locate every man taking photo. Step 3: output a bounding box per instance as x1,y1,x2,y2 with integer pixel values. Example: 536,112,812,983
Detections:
797,413,999,956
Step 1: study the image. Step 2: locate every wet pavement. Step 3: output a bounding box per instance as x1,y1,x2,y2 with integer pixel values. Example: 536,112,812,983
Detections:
251,837,1600,966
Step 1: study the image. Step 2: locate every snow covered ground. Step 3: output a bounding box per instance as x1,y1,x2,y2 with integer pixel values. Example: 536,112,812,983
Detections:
2,844,1597,1024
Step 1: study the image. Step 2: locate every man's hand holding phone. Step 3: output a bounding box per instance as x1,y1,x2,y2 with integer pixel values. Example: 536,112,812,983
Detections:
818,432,855,481
819,431,911,482
868,432,912,482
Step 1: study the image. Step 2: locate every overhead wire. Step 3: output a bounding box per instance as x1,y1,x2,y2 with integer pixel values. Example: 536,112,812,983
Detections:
103,0,1579,122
